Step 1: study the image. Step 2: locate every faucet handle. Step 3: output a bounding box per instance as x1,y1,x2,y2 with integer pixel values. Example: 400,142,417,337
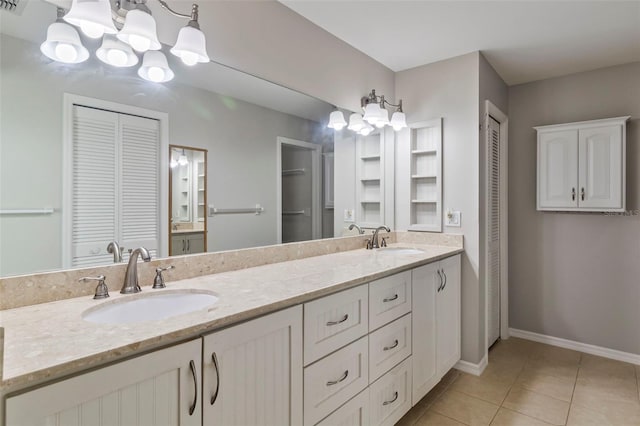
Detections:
381,237,388,247
365,238,373,250
152,265,175,289
79,275,110,300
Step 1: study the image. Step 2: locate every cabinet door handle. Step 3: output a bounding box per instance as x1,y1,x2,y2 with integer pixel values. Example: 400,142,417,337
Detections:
326,314,349,326
571,187,576,201
383,391,399,406
442,270,447,291
187,239,190,251
182,239,185,252
437,269,443,292
210,352,220,406
383,339,399,351
383,294,398,303
581,187,585,201
326,370,349,386
188,360,198,416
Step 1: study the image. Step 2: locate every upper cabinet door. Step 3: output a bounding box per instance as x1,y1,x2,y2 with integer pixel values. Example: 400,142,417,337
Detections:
578,125,624,210
537,129,579,209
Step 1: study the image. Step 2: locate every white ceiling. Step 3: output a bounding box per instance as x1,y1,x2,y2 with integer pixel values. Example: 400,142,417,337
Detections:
280,1,640,85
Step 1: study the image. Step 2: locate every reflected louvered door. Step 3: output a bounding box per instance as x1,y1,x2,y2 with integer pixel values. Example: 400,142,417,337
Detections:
119,114,160,262
71,106,118,268
487,117,501,347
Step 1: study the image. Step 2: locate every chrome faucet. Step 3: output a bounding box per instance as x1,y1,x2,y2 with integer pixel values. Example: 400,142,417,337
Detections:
348,224,365,235
370,226,391,249
121,247,151,294
106,241,123,263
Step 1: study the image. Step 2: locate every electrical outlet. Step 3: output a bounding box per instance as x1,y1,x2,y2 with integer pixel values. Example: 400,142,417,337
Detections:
446,210,461,227
344,209,355,222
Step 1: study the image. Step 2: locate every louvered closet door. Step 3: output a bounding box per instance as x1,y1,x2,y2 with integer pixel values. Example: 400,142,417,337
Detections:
119,114,160,261
71,106,119,267
487,117,501,347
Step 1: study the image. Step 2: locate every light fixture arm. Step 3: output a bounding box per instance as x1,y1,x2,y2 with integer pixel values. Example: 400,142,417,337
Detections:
156,0,200,26
361,89,403,112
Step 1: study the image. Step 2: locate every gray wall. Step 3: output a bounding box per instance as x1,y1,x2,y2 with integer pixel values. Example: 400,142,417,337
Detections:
0,34,326,276
508,61,640,354
396,52,484,364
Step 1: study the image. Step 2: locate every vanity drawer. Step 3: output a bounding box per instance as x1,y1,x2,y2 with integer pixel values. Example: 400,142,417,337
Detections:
315,388,370,426
304,337,369,426
369,271,411,331
369,313,412,383
304,284,368,365
369,357,412,426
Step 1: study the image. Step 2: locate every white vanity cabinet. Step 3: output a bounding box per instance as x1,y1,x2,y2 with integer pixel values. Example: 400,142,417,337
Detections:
536,116,628,211
5,339,202,426
203,305,303,426
411,254,461,404
171,231,205,256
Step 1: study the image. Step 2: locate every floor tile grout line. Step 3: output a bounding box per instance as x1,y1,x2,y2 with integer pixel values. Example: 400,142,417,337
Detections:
564,353,582,426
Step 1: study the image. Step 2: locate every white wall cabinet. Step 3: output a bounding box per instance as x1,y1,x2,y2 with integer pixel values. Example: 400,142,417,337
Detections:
5,339,202,426
411,254,461,404
203,305,303,426
536,116,628,212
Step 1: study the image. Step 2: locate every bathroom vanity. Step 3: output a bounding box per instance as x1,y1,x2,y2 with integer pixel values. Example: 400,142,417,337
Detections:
0,234,462,426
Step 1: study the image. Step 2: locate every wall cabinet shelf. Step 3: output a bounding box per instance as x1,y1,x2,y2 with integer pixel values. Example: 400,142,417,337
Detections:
536,116,628,212
355,132,386,228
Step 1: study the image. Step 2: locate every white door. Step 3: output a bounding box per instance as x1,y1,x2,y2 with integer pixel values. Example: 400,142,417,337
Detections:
538,129,579,209
6,339,202,426
487,117,501,347
437,255,461,378
578,125,623,209
203,305,303,426
411,262,438,404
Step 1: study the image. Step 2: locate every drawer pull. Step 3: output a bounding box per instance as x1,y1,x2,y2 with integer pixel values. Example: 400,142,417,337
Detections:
383,294,398,302
326,370,349,386
383,339,399,351
383,391,399,406
188,360,198,415
326,314,349,326
210,352,220,406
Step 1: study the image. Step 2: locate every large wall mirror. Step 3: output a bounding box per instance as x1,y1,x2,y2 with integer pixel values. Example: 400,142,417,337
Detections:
0,0,352,278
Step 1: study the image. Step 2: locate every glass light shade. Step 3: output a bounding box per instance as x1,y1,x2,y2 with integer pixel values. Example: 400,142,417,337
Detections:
138,51,174,83
375,108,389,128
170,158,178,168
170,25,210,66
178,154,188,165
117,9,161,52
327,110,347,130
362,102,382,124
390,111,408,131
40,22,89,64
63,0,117,39
96,35,139,67
347,113,365,132
359,123,374,136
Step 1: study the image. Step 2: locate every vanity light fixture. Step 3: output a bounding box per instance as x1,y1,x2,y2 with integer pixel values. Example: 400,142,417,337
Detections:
327,89,407,134
41,0,211,83
178,149,189,166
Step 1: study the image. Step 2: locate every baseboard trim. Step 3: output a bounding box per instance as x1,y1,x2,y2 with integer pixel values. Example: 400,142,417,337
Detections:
454,355,488,376
509,328,640,366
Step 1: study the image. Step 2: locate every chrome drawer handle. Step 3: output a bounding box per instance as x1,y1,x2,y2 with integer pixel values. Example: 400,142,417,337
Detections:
326,314,349,326
383,294,398,302
383,391,398,406
437,269,444,292
326,370,349,386
383,339,399,351
210,352,220,406
188,360,198,416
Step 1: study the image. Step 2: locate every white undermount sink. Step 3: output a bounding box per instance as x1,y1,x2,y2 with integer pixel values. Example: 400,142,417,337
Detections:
376,247,424,255
82,290,219,325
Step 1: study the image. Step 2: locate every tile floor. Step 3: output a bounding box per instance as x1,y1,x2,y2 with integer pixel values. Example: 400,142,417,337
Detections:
397,337,640,426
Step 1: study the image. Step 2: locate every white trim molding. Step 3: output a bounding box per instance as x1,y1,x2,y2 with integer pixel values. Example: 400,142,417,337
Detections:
509,328,640,366
454,355,488,376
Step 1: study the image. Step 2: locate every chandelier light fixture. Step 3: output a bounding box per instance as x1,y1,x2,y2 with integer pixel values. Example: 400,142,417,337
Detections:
40,0,210,83
327,89,408,135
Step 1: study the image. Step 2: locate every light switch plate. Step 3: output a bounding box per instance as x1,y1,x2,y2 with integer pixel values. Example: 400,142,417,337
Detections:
446,210,461,227
344,209,355,222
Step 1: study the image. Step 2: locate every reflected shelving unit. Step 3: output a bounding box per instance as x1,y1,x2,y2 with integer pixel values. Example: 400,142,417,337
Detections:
355,131,385,227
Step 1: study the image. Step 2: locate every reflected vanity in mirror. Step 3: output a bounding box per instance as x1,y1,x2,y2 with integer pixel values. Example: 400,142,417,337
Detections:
169,145,207,256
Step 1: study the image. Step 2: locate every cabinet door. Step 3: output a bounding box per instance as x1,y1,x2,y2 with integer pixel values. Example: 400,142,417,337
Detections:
203,305,303,426
411,263,438,404
578,125,624,209
538,130,578,209
6,339,202,426
171,234,185,255
186,232,205,254
437,255,461,378
369,357,412,426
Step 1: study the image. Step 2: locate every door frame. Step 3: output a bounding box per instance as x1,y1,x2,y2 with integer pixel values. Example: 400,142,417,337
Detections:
62,93,169,266
276,137,322,244
483,100,509,349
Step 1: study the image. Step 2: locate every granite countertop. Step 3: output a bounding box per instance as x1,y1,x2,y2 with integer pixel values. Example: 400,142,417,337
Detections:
0,243,462,394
